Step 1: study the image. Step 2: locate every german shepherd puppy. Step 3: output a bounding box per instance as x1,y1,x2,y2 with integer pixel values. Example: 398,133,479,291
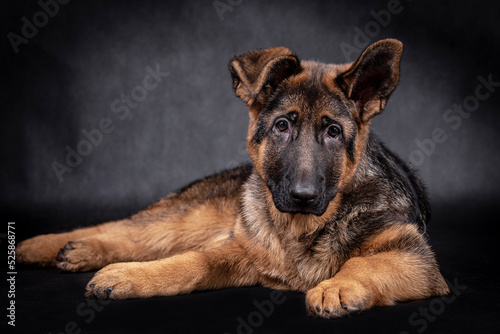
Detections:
16,39,449,318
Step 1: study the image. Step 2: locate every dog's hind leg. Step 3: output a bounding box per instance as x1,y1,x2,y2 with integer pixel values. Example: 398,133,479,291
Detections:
17,165,250,271
17,199,238,272
53,220,163,272
16,223,116,268
55,198,239,272
16,220,152,270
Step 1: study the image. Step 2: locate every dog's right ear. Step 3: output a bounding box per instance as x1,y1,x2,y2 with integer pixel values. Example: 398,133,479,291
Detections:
229,47,301,110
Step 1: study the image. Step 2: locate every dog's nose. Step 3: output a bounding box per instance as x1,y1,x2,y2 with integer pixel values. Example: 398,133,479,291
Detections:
290,184,319,204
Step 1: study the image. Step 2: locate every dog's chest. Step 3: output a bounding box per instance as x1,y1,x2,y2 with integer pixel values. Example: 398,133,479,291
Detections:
257,232,343,291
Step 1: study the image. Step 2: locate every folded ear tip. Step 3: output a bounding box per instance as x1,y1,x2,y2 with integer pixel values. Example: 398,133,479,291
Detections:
228,47,300,107
228,47,298,76
273,46,296,57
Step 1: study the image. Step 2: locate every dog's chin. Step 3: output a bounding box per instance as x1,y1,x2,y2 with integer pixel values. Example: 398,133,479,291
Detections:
274,201,329,217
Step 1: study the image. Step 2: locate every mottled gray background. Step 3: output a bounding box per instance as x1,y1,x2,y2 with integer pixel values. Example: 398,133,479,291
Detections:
2,0,499,235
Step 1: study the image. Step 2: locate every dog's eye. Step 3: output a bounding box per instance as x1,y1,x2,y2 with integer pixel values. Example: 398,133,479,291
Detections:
275,120,289,132
327,125,341,138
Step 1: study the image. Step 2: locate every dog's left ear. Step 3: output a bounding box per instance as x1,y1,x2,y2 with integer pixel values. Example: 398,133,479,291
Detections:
336,39,403,123
230,47,301,110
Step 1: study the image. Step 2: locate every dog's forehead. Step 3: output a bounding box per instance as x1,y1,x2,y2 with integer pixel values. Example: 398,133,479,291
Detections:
299,60,349,83
265,60,353,119
292,61,347,101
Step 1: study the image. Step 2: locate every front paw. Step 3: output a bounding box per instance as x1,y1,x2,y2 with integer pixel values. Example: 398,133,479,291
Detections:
85,262,150,300
305,278,374,319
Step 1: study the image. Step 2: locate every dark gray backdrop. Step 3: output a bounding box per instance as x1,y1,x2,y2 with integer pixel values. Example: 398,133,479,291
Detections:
2,0,499,236
2,1,500,333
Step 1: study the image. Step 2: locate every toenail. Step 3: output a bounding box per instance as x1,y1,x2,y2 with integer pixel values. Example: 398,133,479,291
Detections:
64,242,75,250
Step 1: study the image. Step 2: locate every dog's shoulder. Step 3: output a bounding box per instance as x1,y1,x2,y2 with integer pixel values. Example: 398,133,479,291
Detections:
341,133,430,227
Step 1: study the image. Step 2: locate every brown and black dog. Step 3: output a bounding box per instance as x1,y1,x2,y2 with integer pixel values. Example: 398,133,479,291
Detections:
16,39,449,318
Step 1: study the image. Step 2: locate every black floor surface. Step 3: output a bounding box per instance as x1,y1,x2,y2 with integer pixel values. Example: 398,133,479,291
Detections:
2,204,499,334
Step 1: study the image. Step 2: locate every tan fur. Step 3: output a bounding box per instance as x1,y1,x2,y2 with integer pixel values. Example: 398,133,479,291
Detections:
305,250,446,318
16,39,449,319
305,223,449,318
16,224,117,267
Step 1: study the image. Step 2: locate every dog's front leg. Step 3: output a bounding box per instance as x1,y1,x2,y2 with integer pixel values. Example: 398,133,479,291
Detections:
85,241,258,299
305,250,450,318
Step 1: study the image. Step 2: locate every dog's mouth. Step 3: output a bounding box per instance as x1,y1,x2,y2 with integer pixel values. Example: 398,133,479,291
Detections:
272,189,337,217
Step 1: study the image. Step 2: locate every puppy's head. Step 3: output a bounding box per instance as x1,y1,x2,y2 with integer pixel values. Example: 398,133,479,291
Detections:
230,39,403,216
